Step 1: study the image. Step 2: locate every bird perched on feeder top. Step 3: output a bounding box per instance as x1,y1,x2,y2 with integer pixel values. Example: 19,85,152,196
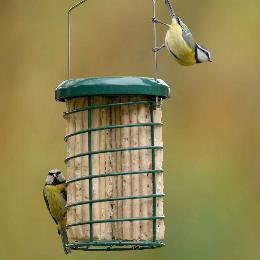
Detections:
43,169,71,255
152,0,212,66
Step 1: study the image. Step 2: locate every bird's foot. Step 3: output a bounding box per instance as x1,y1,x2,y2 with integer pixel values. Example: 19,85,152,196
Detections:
152,47,160,53
152,17,160,24
152,44,165,53
152,17,169,27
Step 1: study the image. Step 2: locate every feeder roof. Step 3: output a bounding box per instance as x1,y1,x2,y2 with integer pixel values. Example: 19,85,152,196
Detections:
55,76,170,102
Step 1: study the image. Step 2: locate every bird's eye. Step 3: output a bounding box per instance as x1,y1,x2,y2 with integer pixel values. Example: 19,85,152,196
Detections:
56,171,61,175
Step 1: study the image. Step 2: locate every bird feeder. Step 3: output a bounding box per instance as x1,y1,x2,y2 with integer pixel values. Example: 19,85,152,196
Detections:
55,0,170,251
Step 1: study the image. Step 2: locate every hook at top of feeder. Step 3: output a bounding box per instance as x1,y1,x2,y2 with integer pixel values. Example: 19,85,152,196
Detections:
68,0,88,14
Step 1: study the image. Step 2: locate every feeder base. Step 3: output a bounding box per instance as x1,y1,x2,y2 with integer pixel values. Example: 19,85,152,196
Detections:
67,240,165,251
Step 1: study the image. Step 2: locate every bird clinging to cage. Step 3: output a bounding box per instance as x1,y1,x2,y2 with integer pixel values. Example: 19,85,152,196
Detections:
43,169,71,255
152,0,212,66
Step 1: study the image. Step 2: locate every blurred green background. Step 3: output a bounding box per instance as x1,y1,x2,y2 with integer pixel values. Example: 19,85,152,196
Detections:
1,0,260,259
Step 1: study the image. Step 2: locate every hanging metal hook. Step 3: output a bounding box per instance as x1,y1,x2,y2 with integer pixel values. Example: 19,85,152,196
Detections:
67,0,159,81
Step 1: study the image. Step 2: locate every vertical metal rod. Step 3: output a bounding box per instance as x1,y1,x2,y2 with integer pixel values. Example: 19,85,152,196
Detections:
150,101,157,242
68,14,71,80
68,0,88,80
88,96,93,241
152,0,158,81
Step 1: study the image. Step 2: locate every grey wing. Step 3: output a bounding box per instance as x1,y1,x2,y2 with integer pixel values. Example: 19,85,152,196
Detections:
43,186,58,225
179,19,196,49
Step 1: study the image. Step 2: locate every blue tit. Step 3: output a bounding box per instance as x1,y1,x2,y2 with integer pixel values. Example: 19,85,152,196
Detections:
152,0,212,66
43,169,71,255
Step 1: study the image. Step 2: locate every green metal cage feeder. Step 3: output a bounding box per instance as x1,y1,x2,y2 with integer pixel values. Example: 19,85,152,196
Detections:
55,0,171,252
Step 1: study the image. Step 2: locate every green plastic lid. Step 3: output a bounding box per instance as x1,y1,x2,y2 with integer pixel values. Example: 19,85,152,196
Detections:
55,76,170,102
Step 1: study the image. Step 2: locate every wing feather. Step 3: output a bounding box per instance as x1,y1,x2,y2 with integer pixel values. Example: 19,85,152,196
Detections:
179,19,196,50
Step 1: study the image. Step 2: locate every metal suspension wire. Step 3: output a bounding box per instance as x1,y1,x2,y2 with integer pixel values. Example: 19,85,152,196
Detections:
152,0,159,81
68,0,88,80
68,0,159,81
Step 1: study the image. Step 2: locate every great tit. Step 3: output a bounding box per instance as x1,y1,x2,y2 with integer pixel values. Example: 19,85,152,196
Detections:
152,0,212,66
43,169,71,255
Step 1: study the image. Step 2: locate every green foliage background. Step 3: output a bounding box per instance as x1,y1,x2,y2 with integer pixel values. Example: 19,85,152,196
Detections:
1,0,259,259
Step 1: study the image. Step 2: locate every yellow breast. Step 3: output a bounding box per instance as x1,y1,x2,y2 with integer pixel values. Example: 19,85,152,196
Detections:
44,184,67,229
165,19,196,66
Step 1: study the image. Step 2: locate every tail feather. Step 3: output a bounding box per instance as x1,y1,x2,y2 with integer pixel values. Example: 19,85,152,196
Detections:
165,0,176,18
60,229,71,255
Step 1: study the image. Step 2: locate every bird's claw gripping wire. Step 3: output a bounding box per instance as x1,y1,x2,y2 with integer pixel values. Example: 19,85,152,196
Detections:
152,17,159,23
152,47,160,53
152,44,166,53
152,17,169,27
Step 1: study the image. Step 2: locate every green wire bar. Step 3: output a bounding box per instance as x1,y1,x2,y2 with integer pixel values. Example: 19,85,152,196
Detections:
56,77,170,251
66,193,165,208
66,169,163,184
65,145,163,162
87,96,94,242
63,100,155,116
64,122,163,141
150,103,157,242
67,216,165,228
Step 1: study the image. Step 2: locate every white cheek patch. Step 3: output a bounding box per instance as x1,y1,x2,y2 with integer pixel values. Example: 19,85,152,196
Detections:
57,174,66,183
46,175,54,185
197,48,208,62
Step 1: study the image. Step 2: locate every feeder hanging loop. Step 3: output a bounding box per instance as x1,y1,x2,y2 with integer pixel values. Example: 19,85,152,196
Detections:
67,0,159,81
68,0,88,80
